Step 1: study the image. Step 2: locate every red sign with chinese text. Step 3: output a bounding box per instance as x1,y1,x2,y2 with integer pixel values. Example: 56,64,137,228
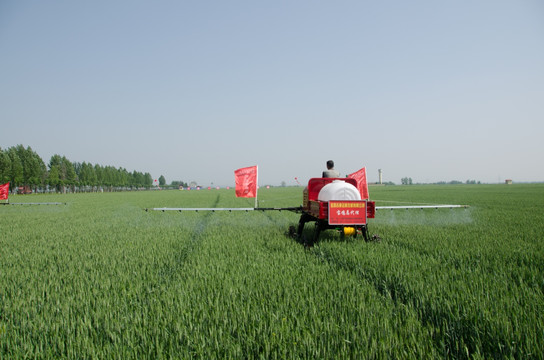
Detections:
328,200,367,225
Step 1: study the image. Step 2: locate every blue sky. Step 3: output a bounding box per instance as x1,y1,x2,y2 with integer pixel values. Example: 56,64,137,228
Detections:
1,1,543,186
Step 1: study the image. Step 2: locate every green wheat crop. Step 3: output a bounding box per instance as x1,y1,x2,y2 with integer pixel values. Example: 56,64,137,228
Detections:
0,184,542,359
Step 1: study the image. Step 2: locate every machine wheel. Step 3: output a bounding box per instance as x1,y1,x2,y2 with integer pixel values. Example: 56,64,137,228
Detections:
288,225,297,239
297,213,313,239
361,225,370,242
313,222,322,244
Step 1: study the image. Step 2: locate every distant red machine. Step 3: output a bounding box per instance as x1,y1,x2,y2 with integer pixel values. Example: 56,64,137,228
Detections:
17,186,32,195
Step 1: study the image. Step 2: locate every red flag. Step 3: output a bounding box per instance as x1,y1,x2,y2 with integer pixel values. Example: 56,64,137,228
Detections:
234,166,257,198
347,167,369,200
0,182,9,200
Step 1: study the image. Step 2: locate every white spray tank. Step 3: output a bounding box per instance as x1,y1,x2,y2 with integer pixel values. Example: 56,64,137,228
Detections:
317,180,361,201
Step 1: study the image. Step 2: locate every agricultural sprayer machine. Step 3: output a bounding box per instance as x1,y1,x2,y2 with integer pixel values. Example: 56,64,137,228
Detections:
148,175,468,244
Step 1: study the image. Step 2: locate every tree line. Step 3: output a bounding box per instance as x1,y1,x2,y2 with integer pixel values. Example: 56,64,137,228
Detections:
0,144,154,193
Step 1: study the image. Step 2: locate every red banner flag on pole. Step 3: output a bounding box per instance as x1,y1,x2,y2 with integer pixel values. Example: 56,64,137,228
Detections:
347,167,369,200
234,166,258,198
0,182,9,201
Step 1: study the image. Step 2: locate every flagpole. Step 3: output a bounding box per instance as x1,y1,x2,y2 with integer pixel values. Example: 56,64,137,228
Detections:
255,165,258,208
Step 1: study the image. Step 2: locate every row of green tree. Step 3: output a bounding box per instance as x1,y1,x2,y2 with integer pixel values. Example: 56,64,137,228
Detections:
0,144,154,192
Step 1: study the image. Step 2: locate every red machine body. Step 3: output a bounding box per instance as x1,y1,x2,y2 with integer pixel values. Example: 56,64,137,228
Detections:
297,178,375,243
302,178,375,220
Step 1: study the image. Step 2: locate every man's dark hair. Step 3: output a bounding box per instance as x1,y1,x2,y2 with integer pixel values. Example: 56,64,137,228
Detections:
326,160,334,169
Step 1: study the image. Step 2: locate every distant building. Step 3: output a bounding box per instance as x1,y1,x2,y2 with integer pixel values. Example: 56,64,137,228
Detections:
505,179,512,184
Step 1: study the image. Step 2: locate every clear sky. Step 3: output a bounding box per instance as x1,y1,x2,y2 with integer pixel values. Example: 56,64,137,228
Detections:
1,1,543,186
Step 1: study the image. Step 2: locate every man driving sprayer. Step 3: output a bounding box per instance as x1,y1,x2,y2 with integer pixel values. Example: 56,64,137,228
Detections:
322,160,340,178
